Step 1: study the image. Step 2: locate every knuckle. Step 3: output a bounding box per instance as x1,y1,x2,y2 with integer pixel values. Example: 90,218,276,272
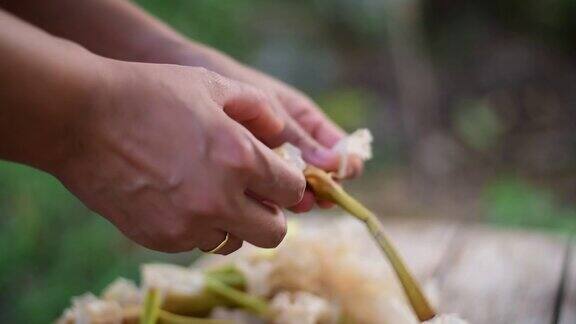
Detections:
185,66,211,85
193,66,211,78
197,67,231,98
191,198,226,221
221,136,256,172
244,84,266,100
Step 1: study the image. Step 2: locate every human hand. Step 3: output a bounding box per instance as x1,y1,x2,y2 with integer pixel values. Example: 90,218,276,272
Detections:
170,47,364,211
53,60,306,254
0,0,362,212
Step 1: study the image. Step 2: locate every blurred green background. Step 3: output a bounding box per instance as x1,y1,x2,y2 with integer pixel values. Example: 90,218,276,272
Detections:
1,0,576,322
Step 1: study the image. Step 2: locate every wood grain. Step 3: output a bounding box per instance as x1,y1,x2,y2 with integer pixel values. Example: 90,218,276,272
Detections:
383,219,459,281
435,226,566,324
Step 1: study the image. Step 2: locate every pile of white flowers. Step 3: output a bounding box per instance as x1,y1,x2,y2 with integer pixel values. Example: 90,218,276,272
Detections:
58,130,467,323
58,217,467,324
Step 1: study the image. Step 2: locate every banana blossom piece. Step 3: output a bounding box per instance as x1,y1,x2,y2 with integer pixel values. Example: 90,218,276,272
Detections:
304,165,436,322
141,288,237,324
141,272,269,324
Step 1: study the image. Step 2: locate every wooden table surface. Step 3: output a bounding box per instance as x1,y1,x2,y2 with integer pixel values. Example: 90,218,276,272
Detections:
382,220,574,324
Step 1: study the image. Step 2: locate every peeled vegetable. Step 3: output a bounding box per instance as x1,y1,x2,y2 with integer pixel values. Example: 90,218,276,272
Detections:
57,129,466,323
57,217,467,323
332,129,373,178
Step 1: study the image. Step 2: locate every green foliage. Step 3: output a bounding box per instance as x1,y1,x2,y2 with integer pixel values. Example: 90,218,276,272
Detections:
317,88,376,132
134,0,258,59
0,162,194,323
453,99,503,152
0,162,114,322
482,176,576,234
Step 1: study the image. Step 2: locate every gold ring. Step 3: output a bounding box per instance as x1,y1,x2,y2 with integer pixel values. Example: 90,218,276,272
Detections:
207,232,230,254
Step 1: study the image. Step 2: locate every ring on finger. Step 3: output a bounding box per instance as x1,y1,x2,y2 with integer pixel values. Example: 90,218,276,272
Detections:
207,232,230,254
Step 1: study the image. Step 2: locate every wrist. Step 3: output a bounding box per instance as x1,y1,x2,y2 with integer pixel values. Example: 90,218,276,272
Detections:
7,44,108,175
45,51,121,176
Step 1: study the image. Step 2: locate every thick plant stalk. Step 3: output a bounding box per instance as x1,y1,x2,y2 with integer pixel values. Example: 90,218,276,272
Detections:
204,276,270,317
304,166,436,322
60,305,231,324
141,288,163,324
204,265,247,288
151,267,248,317
157,309,232,324
140,283,249,324
140,269,269,323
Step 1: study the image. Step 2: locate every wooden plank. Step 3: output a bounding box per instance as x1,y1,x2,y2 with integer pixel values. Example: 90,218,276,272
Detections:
298,215,459,282
382,219,461,311
436,225,566,324
383,219,459,281
558,241,575,324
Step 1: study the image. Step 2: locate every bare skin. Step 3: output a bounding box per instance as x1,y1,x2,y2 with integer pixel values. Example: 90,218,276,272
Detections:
0,0,364,211
0,10,305,254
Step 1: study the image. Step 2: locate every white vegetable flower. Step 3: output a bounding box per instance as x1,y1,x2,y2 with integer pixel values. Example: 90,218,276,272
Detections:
270,291,338,324
235,258,275,297
274,142,306,171
332,128,373,178
141,263,205,296
58,293,123,324
102,277,141,307
210,307,265,323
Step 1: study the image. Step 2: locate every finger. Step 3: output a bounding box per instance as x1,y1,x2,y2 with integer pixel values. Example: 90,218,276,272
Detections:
316,198,334,209
346,155,364,179
205,71,284,144
222,88,284,144
280,94,346,148
198,230,243,255
279,94,365,178
254,94,341,171
215,234,243,255
288,189,315,213
285,117,363,179
245,136,306,208
223,197,287,249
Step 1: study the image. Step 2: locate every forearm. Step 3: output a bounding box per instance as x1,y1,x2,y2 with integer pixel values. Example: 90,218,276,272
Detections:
0,9,99,172
0,0,227,67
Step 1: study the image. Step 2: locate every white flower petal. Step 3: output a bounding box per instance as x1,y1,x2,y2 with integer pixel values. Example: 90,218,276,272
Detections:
332,129,373,178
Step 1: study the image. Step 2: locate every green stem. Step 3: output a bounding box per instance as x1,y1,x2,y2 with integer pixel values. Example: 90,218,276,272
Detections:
204,265,246,288
204,277,270,317
141,288,163,324
158,309,233,324
305,166,436,322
